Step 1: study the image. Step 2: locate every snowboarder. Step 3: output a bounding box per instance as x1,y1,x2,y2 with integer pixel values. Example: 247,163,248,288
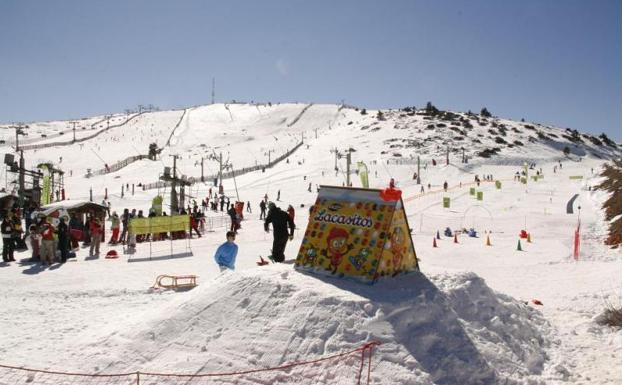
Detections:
264,202,295,263
214,231,238,271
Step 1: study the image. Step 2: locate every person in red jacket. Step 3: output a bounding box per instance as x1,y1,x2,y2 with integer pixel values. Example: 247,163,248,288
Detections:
89,217,103,257
40,218,56,266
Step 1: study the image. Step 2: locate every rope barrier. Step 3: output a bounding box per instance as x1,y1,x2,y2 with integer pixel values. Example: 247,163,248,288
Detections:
0,341,381,385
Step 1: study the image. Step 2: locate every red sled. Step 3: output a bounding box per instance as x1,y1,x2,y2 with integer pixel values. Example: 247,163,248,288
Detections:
257,256,269,266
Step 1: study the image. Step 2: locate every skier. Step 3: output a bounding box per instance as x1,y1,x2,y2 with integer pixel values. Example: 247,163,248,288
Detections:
277,190,281,201
259,200,267,220
443,181,448,192
264,202,295,263
246,201,252,213
214,231,238,271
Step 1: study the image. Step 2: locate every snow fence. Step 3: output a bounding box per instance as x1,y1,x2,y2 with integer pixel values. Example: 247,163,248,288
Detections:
0,341,379,385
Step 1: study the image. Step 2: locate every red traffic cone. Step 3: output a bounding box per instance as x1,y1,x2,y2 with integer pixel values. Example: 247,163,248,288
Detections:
257,256,269,266
454,233,458,243
433,237,438,248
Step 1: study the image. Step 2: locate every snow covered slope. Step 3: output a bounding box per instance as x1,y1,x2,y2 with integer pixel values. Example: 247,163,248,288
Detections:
1,103,621,384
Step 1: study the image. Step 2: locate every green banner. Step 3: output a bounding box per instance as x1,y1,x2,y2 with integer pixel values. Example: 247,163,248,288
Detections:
151,195,163,216
477,191,483,201
470,187,475,195
443,197,450,208
357,162,369,188
569,175,583,180
129,215,190,235
495,180,501,189
40,164,50,206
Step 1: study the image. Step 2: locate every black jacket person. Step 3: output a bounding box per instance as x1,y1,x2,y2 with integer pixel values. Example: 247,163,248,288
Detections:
264,202,295,262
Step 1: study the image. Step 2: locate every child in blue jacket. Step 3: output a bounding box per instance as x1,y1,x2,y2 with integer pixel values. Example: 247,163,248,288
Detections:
214,231,238,271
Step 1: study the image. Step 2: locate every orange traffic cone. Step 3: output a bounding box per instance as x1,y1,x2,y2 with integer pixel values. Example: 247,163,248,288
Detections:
433,237,438,248
454,233,458,243
486,234,491,246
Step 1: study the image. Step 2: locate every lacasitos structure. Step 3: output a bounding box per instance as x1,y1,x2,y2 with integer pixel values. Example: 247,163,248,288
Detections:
295,185,419,283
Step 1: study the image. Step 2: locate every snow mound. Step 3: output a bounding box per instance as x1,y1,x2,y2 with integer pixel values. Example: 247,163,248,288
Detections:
86,266,550,385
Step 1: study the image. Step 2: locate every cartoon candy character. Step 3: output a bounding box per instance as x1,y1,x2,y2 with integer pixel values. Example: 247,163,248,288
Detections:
324,227,353,274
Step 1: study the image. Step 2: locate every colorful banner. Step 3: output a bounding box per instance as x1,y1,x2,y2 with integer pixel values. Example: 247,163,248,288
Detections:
295,186,418,283
129,215,189,235
477,191,483,201
357,162,369,188
569,176,584,180
40,164,51,206
469,187,475,195
495,181,501,189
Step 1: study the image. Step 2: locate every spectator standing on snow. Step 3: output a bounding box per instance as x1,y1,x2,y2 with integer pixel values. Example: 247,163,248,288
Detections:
2,212,15,262
246,201,252,213
89,217,103,257
259,200,267,220
264,202,295,263
287,205,295,222
119,209,129,243
40,218,55,265
29,224,40,262
57,217,70,263
214,231,238,271
109,212,120,244
228,206,239,233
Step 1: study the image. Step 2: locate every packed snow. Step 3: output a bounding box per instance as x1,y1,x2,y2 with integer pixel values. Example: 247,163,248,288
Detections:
1,103,621,384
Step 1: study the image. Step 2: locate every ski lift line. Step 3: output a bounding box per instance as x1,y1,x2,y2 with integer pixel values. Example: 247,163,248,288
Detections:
90,148,107,165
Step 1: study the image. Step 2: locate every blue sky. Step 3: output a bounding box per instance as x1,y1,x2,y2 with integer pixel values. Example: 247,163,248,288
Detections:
1,0,620,139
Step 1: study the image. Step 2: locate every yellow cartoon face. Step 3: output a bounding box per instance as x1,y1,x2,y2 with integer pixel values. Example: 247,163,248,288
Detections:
329,237,348,254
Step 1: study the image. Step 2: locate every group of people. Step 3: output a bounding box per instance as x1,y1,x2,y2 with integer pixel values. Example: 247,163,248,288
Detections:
1,208,105,266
